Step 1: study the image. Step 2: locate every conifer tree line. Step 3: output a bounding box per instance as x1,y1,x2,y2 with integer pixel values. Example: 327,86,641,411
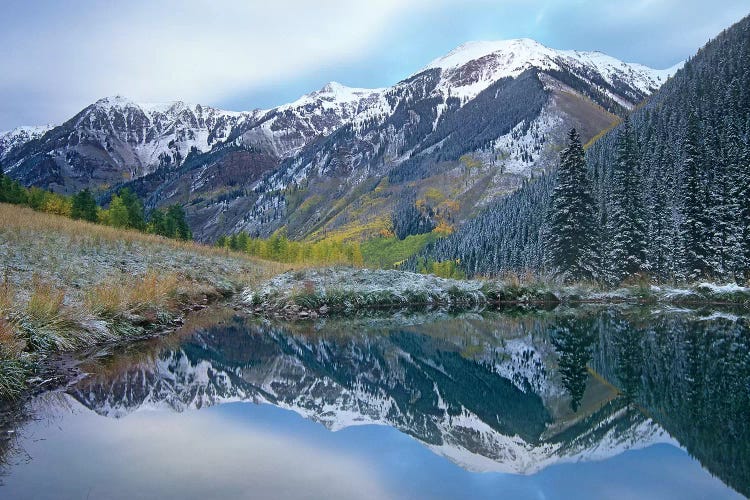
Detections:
0,166,192,241
408,15,750,284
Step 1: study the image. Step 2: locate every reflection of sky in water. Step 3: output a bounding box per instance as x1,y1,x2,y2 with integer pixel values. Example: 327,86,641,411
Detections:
2,400,741,500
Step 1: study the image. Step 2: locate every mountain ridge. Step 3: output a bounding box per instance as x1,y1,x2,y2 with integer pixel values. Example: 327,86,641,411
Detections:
0,38,680,241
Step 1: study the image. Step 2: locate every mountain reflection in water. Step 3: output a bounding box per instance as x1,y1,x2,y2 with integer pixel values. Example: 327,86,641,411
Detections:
1,307,747,499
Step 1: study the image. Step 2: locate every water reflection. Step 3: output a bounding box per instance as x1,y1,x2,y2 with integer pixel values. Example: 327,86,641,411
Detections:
1,307,748,499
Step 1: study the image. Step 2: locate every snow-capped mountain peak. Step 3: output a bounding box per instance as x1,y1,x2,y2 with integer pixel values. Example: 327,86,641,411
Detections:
425,38,554,72
422,38,680,102
0,124,54,159
279,81,386,111
89,95,250,119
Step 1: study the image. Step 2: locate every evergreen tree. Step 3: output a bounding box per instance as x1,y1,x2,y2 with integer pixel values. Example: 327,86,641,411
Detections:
147,208,167,236
165,205,192,241
546,129,598,281
107,195,130,228
727,123,750,282
70,189,98,222
606,118,648,283
117,188,145,230
645,149,672,281
612,318,644,402
0,163,6,202
680,114,711,280
551,317,596,412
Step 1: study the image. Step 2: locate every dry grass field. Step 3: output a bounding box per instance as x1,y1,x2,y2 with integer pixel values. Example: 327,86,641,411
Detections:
0,203,290,398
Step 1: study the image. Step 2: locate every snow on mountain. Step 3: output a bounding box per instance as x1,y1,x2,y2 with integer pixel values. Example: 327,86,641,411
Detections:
423,38,678,104
0,124,54,159
237,82,389,159
277,81,386,111
429,405,677,474
73,95,258,175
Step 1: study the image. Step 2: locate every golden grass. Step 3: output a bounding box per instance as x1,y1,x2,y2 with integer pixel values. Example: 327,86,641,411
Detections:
0,202,269,262
26,274,66,322
0,318,24,357
0,202,298,398
83,271,180,317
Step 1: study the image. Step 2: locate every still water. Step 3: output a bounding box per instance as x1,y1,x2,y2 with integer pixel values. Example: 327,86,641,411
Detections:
1,307,748,499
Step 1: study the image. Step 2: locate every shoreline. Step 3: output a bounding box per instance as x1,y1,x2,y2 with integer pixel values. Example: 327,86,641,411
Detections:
0,203,287,401
242,267,750,320
3,271,749,402
1,201,747,401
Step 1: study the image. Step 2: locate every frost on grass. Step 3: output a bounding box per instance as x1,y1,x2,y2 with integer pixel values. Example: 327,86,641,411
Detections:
246,268,750,318
244,267,559,314
0,204,283,399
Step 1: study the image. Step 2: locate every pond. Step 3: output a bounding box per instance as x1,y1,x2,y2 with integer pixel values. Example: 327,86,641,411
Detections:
0,306,748,499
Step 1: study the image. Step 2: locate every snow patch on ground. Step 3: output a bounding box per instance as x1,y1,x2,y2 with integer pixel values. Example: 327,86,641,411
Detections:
245,267,487,309
696,283,750,294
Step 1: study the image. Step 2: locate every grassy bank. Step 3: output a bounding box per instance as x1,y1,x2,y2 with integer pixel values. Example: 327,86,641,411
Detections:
243,268,559,319
243,268,750,319
0,203,287,399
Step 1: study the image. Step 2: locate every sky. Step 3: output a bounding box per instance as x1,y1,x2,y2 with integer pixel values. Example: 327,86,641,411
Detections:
3,401,741,499
0,0,748,131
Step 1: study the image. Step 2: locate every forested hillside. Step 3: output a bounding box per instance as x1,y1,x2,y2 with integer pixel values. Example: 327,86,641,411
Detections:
413,15,750,284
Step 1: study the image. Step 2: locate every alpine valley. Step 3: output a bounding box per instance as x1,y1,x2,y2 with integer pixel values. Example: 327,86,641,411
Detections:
0,39,679,242
2,8,750,500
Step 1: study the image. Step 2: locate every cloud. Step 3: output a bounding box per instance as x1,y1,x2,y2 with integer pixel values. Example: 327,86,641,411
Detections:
0,0,429,128
0,0,748,130
2,400,393,499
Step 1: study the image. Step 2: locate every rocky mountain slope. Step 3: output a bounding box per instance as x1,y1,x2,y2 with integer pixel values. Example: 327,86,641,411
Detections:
1,39,678,241
412,14,750,282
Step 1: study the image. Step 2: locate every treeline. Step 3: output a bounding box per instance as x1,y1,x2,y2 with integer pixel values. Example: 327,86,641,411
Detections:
216,231,363,266
392,188,436,239
0,167,192,241
409,15,750,285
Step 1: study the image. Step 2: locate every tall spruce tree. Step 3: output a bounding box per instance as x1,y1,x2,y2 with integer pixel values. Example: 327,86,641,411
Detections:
166,204,192,241
645,145,672,281
117,188,146,230
607,117,648,284
551,318,596,411
680,113,711,280
546,129,598,281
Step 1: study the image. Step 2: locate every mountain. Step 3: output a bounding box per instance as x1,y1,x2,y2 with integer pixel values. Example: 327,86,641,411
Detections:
412,16,750,282
0,125,54,159
1,39,678,241
1,97,256,192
